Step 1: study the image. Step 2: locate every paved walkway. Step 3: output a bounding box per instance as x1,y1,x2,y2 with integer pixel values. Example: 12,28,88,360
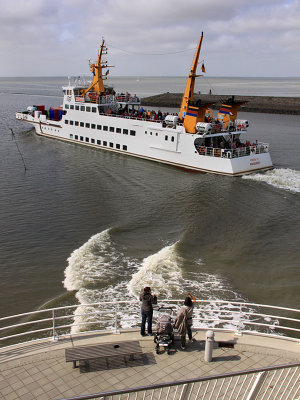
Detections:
0,330,299,400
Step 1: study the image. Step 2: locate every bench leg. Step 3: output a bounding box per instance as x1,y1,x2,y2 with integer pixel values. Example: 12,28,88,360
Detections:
85,360,90,372
72,361,77,369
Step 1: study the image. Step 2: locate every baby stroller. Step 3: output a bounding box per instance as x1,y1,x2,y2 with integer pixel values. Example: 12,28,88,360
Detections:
154,307,174,354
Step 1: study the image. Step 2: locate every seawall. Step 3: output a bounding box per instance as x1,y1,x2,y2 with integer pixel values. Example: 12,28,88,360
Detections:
141,93,300,115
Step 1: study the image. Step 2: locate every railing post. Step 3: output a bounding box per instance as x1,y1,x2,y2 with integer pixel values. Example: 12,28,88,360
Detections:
114,304,120,334
52,309,58,342
246,371,268,400
235,304,243,336
179,383,193,400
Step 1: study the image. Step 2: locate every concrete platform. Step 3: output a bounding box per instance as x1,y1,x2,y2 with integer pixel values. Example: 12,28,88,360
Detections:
0,329,299,400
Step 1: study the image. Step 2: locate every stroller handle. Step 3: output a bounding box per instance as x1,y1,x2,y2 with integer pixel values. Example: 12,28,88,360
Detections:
157,306,175,312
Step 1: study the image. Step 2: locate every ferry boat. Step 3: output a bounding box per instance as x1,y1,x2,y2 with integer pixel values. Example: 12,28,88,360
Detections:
16,34,273,176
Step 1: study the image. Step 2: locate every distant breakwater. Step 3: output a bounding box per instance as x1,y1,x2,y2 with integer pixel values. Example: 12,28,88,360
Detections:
141,93,300,115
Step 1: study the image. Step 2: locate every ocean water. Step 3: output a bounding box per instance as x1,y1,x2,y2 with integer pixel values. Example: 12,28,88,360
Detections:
0,76,299,326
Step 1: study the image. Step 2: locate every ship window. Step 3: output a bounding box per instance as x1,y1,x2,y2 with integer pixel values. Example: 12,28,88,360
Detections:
85,123,90,128
70,120,74,125
65,104,69,109
80,122,84,127
123,129,128,135
145,131,147,134
91,138,95,144
130,130,136,136
75,121,79,126
103,141,107,146
80,106,85,111
85,137,89,142
150,132,152,135
156,133,158,136
92,107,96,113
116,144,120,149
109,126,114,132
97,140,101,145
103,126,108,131
91,124,95,129
109,142,113,148
80,136,83,141
75,105,79,110
86,106,91,112
75,135,78,140
65,120,69,124
171,136,175,142
116,128,121,133
165,135,168,141
123,145,127,151
70,134,73,138
70,105,74,110
63,90,66,95
97,125,102,130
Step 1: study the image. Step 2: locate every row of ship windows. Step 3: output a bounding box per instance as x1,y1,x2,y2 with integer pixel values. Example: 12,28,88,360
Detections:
65,120,175,142
70,134,128,151
65,120,136,136
65,104,97,112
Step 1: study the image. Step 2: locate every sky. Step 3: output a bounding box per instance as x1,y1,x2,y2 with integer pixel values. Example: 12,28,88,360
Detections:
0,0,299,77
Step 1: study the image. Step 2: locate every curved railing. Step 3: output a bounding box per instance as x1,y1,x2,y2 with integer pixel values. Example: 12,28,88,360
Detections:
0,300,299,347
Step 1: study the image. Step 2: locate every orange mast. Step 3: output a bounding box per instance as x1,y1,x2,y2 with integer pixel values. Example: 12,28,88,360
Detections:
81,39,112,96
179,33,204,120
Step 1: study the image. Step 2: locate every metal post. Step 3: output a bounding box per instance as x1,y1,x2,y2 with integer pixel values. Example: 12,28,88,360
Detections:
204,330,214,362
179,383,193,400
114,304,120,334
235,304,243,336
246,372,267,400
52,309,58,342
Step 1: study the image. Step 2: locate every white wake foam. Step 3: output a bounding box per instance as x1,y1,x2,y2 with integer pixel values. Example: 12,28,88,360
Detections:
243,168,300,193
63,235,249,333
63,229,121,291
128,242,183,298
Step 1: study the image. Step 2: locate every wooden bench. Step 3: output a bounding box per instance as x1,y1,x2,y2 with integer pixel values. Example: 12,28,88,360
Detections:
65,340,143,369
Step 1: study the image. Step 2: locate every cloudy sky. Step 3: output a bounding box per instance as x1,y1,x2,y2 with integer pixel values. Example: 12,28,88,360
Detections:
0,0,299,77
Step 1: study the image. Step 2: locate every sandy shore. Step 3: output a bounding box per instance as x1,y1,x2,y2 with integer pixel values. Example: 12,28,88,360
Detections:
141,93,300,115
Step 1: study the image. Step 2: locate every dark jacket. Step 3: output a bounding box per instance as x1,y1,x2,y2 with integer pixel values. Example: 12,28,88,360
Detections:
140,293,157,312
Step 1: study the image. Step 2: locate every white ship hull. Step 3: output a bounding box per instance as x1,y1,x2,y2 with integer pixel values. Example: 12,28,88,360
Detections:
16,111,273,176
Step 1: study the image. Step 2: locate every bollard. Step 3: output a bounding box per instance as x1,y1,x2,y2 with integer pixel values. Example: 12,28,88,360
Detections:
204,330,214,362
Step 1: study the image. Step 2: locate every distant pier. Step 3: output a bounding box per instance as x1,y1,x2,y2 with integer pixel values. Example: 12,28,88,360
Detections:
142,93,300,115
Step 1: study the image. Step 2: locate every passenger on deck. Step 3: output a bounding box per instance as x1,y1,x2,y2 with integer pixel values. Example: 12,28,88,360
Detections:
140,287,157,337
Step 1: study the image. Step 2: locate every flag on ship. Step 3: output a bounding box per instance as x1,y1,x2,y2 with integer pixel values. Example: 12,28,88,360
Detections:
219,105,232,114
186,108,198,117
201,63,206,73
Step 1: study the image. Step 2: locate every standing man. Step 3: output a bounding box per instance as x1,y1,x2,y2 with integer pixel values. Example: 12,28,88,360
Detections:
140,287,157,337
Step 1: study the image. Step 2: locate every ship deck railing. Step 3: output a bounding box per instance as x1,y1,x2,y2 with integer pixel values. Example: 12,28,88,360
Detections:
0,300,299,348
74,94,141,105
196,144,270,158
58,362,300,400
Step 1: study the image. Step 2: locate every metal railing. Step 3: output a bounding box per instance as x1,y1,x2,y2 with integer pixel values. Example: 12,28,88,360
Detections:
197,144,270,158
0,300,299,347
57,362,300,400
